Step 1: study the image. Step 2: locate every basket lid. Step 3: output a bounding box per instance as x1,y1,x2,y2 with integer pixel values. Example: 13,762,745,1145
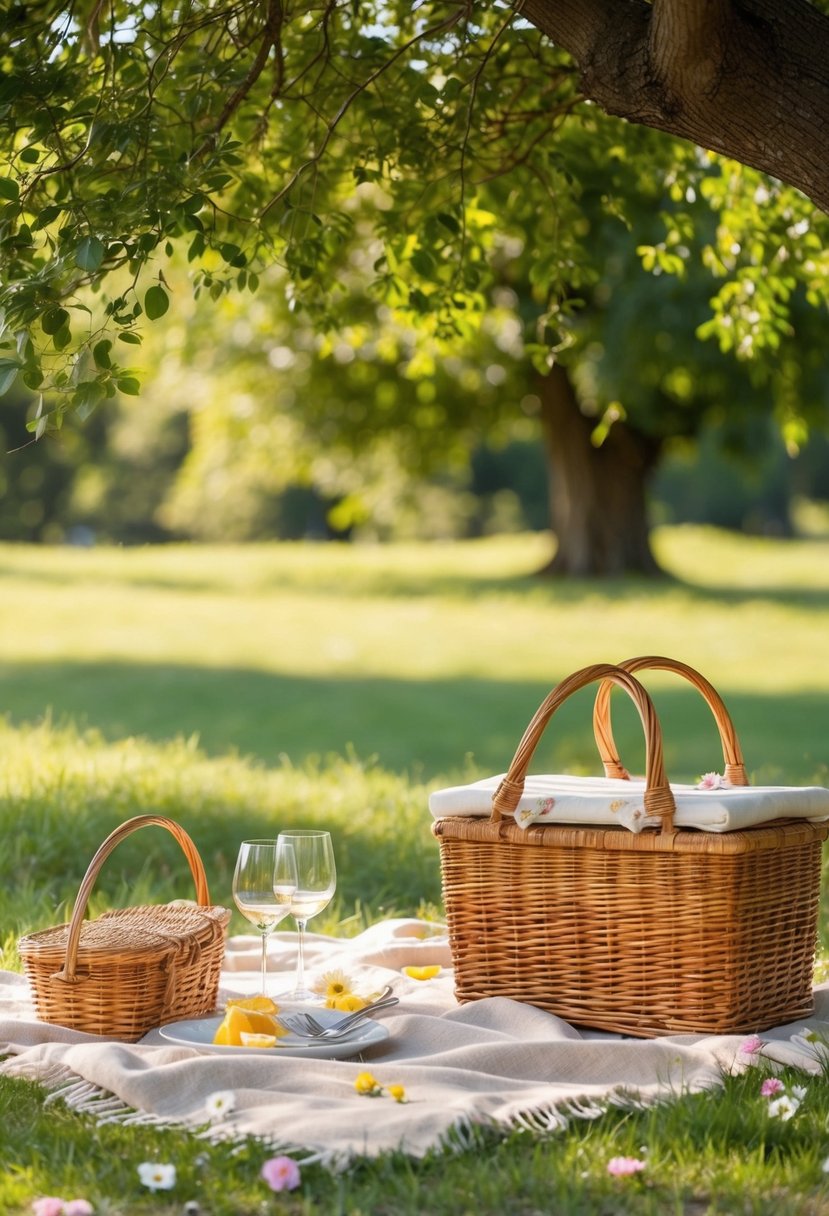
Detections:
19,901,230,965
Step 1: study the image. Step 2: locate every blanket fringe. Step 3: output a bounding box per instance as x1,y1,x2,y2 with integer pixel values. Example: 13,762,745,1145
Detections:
1,1061,712,1164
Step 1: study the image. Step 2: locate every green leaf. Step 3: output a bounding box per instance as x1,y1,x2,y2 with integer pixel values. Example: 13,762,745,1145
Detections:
53,324,72,351
181,193,204,214
32,204,63,230
42,307,69,336
117,331,142,345
436,213,460,235
0,361,19,396
75,232,105,271
117,376,141,395
144,285,169,320
92,339,112,368
0,179,20,202
20,146,40,164
22,368,44,390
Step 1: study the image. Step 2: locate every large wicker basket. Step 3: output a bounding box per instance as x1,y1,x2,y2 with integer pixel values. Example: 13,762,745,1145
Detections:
18,815,230,1041
432,661,829,1038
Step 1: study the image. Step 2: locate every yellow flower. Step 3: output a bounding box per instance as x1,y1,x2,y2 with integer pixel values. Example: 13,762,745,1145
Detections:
312,968,356,1001
386,1084,407,1103
354,1071,382,1096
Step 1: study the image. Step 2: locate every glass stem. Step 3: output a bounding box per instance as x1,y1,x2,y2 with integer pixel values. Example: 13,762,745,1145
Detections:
295,918,307,994
260,931,268,996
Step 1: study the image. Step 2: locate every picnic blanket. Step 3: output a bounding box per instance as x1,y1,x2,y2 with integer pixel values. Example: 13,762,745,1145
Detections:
2,919,827,1164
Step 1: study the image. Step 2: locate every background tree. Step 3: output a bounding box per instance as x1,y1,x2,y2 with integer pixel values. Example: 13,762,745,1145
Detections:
1,0,828,570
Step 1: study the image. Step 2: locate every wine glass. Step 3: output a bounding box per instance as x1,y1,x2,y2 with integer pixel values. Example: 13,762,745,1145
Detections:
232,840,293,998
274,829,336,1002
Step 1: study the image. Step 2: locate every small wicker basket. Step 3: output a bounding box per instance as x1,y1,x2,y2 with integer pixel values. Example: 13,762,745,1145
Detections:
432,661,829,1038
18,815,230,1041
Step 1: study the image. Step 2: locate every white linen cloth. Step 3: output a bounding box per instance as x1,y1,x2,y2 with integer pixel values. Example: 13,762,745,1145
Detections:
2,920,827,1163
429,773,829,833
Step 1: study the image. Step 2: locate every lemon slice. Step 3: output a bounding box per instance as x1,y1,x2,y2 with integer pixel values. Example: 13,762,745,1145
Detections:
403,965,442,981
226,995,280,1014
239,1031,279,1048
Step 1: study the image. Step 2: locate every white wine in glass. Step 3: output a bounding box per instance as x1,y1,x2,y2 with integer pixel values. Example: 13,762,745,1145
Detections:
232,839,292,998
274,830,336,1001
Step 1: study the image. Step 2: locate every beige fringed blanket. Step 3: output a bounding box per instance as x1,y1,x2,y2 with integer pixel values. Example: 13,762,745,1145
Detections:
2,919,827,1164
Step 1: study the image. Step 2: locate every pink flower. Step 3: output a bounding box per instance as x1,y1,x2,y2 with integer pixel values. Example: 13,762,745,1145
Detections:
32,1201,65,1216
761,1077,784,1096
261,1156,301,1192
738,1034,764,1063
64,1204,94,1216
607,1156,646,1177
697,772,727,790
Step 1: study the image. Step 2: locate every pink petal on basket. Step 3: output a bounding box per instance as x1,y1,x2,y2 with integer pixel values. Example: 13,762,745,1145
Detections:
697,771,727,790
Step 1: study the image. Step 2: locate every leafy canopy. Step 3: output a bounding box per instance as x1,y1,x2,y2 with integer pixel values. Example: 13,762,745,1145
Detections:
1,0,827,439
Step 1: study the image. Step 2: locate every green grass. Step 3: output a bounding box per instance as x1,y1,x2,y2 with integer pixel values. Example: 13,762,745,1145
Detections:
2,528,829,1215
0,527,827,783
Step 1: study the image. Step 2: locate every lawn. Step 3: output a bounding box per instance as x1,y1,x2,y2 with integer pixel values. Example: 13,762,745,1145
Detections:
2,527,829,1215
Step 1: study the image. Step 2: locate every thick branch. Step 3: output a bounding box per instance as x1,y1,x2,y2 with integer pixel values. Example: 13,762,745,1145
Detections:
517,0,829,213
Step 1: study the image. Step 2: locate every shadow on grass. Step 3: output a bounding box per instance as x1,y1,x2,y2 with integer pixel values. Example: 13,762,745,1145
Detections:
0,658,826,785
1,551,827,610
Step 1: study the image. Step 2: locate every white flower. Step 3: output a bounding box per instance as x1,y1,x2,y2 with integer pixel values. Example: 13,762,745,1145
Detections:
767,1095,800,1121
205,1089,236,1120
821,1155,829,1174
311,968,356,1000
137,1162,176,1191
790,1084,808,1102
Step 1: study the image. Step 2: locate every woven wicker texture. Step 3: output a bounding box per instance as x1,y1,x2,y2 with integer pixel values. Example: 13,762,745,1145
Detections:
18,815,230,1041
433,662,829,1037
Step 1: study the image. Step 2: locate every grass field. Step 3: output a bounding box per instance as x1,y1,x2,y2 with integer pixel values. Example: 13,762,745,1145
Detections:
0,526,827,784
2,528,829,1215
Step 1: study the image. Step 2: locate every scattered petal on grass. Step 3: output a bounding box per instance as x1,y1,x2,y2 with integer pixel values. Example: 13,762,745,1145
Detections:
261,1156,301,1192
137,1162,176,1192
761,1078,784,1097
32,1200,65,1216
607,1156,646,1177
206,1090,236,1119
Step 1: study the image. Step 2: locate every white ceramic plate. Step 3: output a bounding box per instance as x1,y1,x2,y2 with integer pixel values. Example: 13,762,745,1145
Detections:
157,1008,389,1059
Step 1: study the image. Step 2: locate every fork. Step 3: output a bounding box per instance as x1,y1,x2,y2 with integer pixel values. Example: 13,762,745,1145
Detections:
297,996,400,1038
278,995,399,1040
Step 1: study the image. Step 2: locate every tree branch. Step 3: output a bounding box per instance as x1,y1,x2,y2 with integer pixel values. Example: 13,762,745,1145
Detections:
515,0,829,213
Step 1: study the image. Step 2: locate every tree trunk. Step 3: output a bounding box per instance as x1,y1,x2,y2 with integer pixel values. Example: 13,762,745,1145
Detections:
538,364,663,576
518,0,829,215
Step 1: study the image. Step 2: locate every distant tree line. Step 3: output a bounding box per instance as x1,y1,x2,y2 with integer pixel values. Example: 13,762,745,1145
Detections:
2,384,827,546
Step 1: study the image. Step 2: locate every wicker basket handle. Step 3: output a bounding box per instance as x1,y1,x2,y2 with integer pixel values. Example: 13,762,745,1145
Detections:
592,655,748,786
492,663,676,832
54,815,212,984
